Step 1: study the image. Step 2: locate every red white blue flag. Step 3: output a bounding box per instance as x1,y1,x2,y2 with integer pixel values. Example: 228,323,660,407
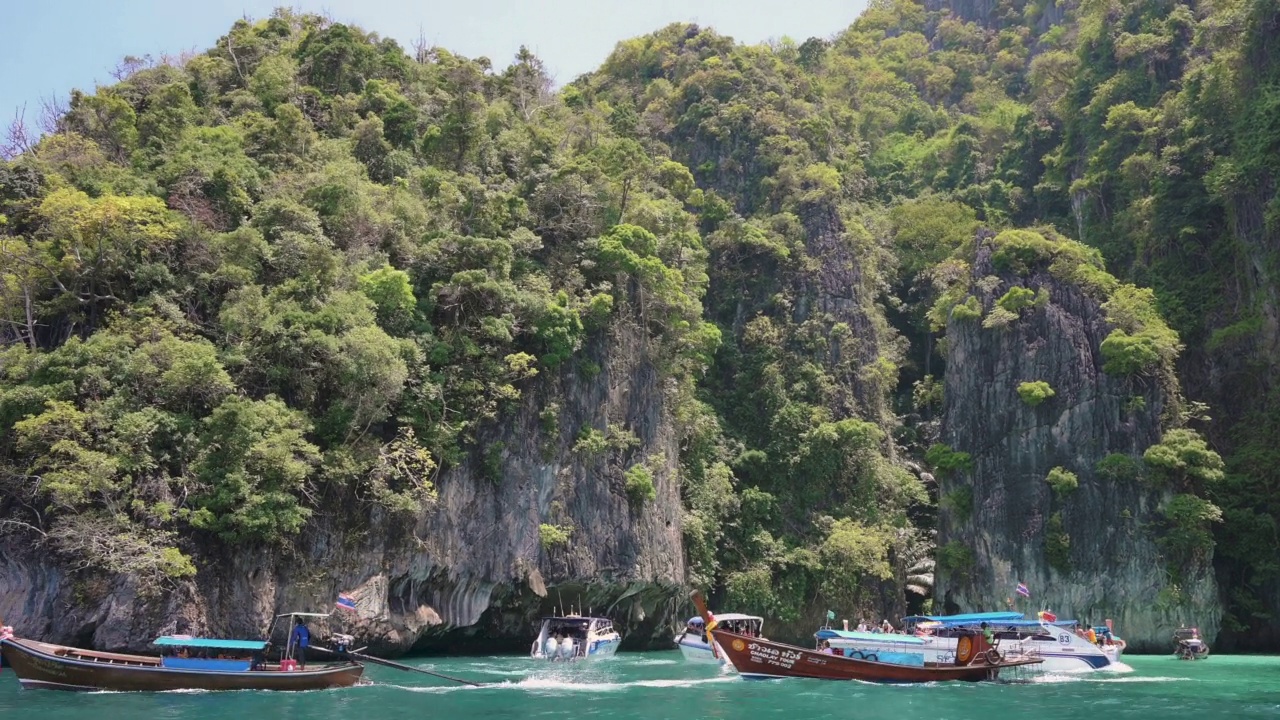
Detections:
1016,582,1030,598
335,594,357,612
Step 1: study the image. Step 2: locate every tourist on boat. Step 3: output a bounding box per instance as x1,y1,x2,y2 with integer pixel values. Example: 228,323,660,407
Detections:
856,619,868,632
880,619,893,633
1086,626,1097,644
981,622,994,645
291,617,310,669
819,640,834,655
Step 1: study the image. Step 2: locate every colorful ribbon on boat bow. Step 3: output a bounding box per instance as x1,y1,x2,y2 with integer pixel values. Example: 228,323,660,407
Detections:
0,623,12,674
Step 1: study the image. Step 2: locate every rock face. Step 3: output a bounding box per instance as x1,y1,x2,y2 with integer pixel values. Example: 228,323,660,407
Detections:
794,199,893,428
933,235,1220,653
0,310,686,654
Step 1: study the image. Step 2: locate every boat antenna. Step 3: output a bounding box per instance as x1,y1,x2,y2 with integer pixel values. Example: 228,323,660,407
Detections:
557,589,564,617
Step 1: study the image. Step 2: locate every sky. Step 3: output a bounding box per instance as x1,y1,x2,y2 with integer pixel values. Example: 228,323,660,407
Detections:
0,0,869,128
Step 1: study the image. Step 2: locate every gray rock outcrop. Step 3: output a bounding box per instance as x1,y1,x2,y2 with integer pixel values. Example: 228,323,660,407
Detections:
0,307,685,654
933,234,1220,652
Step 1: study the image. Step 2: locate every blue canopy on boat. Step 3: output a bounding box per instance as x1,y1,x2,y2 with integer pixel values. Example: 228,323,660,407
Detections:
900,611,1024,625
814,629,926,645
154,636,268,651
973,619,1079,628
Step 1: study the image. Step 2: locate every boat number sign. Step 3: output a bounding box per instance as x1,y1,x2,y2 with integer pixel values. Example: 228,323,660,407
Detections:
1059,634,1071,645
745,642,802,669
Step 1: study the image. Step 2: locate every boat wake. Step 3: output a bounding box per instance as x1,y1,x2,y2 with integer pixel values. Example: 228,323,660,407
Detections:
459,663,531,677
380,676,737,694
1091,675,1186,683
513,676,737,692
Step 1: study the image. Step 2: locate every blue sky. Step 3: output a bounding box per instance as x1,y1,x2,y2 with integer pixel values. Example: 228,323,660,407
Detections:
1,0,868,128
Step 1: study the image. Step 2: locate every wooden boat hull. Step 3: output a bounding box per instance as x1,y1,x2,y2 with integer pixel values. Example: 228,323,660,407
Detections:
0,638,363,692
711,630,1040,683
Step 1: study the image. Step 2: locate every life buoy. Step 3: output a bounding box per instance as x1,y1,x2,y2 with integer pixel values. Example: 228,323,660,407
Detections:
985,648,1002,665
865,653,879,662
956,635,974,664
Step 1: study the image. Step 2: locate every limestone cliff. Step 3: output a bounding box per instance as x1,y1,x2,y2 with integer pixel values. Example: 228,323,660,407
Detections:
933,233,1220,652
0,307,685,654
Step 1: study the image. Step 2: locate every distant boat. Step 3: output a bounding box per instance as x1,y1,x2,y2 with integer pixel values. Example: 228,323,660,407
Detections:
530,616,621,661
674,613,763,664
1173,627,1209,660
0,635,363,692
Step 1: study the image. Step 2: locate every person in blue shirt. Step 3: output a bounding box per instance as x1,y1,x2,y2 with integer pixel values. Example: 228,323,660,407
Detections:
290,617,310,669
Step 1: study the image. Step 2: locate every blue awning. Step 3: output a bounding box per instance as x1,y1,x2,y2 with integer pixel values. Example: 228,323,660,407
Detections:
814,629,926,645
978,619,1079,628
901,611,1024,625
154,636,268,651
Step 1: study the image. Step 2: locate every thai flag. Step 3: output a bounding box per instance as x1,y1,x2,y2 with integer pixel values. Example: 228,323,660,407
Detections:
335,594,357,612
1016,582,1030,598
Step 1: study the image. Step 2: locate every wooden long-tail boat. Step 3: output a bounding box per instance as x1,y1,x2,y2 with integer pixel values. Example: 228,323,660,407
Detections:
0,635,364,692
691,592,1041,683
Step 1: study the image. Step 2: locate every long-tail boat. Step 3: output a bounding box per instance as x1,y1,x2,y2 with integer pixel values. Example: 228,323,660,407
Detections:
0,635,364,692
0,610,370,692
690,592,1041,683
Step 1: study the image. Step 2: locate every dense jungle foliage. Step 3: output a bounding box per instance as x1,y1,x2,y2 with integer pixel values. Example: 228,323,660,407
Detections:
1,0,1276,644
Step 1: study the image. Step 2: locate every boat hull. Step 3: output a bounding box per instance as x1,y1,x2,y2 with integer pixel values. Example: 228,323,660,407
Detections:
675,635,726,664
712,630,1038,683
531,636,621,661
828,631,1114,673
1,638,363,692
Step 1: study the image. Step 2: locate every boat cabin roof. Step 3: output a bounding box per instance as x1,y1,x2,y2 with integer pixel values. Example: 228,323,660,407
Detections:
687,613,762,624
541,616,608,624
814,629,926,645
154,636,268,651
901,611,1023,625
964,618,1079,628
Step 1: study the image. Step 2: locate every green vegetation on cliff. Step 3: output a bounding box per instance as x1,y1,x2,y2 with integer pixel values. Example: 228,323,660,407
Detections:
0,13,716,589
1,0,1276,643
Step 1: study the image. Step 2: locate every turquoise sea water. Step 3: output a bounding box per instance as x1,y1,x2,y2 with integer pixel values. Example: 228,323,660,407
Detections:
1,651,1276,719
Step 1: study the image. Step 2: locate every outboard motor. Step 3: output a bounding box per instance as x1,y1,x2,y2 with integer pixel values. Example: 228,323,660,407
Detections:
543,636,558,659
559,635,575,660
332,633,354,657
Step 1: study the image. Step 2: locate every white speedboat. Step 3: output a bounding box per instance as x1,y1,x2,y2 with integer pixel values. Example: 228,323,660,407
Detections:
1174,627,1209,660
817,612,1116,674
530,616,621,661
674,613,763,664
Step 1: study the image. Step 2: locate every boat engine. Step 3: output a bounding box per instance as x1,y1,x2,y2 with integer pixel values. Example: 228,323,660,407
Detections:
332,633,355,655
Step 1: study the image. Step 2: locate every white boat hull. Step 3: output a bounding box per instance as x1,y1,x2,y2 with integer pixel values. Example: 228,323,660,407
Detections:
827,627,1114,674
530,616,621,661
675,634,725,664
531,637,620,661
